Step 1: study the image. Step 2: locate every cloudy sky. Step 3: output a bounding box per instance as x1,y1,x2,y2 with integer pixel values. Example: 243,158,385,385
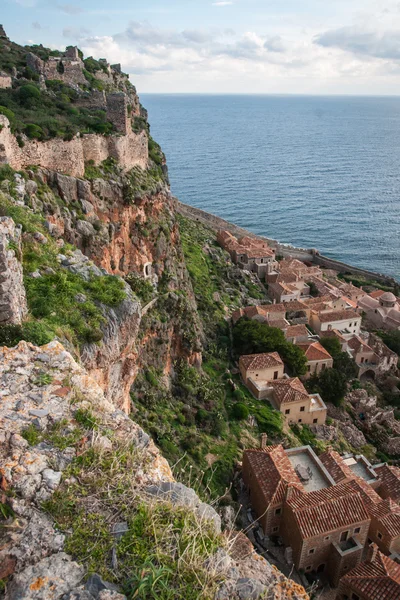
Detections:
4,0,400,94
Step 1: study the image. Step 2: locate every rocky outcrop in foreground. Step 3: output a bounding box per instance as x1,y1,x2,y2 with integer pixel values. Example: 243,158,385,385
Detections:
0,340,308,600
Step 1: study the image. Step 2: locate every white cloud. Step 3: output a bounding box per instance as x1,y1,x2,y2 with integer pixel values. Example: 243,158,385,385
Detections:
74,16,400,94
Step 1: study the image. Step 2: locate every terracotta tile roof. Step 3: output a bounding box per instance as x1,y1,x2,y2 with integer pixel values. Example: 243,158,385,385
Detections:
285,324,309,338
342,296,358,309
297,341,332,362
375,464,400,501
347,335,373,354
269,377,309,406
319,450,381,507
370,499,400,538
320,329,347,342
239,352,283,371
369,289,386,299
315,309,360,323
340,551,400,600
282,300,309,311
243,446,303,508
287,481,369,538
276,273,299,284
269,318,290,330
304,295,333,305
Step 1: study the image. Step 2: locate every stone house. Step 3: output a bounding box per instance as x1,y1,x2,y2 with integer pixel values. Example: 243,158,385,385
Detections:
336,544,400,600
239,352,284,385
368,498,400,556
282,482,370,586
358,292,400,331
284,324,310,344
242,446,304,536
296,341,333,379
217,230,278,276
267,378,327,425
310,309,362,337
374,464,400,504
268,281,303,304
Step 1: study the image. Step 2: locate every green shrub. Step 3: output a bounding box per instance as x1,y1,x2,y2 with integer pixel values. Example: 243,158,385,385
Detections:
74,408,98,430
0,321,53,347
232,402,249,420
19,84,41,105
25,123,44,139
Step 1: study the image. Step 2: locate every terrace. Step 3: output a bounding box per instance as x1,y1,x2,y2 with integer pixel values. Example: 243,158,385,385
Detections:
285,446,335,492
342,454,378,484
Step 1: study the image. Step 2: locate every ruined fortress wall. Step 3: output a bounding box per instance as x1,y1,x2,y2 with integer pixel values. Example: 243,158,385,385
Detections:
0,116,148,177
0,74,11,89
176,200,397,285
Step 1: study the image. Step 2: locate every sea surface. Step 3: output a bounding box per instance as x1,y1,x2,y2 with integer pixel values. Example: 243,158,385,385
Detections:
141,94,400,281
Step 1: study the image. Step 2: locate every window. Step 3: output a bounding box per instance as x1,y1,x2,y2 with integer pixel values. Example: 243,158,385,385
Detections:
285,409,290,415
321,363,326,371
324,536,330,541
298,419,302,423
275,508,282,516
377,532,383,540
307,365,311,371
272,526,279,533
300,406,305,412
313,418,318,424
328,324,332,330
309,548,315,555
274,371,279,380
340,531,349,542
306,566,312,571
354,527,360,534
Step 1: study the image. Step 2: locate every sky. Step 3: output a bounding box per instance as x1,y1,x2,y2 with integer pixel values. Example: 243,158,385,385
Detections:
4,0,400,94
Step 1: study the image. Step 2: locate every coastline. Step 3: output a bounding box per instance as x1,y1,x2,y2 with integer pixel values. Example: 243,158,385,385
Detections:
175,198,398,287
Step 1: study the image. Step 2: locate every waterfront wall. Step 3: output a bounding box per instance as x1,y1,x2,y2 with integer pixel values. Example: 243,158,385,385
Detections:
176,200,397,286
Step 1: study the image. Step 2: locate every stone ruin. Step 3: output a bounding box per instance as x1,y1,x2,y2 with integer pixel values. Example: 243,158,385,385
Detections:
0,25,8,39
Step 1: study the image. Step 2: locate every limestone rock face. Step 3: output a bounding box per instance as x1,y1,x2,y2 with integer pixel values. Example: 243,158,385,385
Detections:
0,216,27,324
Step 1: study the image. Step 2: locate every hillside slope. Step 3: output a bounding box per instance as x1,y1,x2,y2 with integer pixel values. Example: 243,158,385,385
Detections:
0,29,309,599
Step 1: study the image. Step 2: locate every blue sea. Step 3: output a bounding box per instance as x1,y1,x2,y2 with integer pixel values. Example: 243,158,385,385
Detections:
141,95,400,281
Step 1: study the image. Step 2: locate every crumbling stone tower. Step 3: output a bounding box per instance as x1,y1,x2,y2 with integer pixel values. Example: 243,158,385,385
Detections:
0,25,8,39
106,92,130,135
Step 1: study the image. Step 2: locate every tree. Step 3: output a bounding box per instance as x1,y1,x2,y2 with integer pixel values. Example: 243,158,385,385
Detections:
320,336,342,358
333,352,358,381
232,402,249,420
378,330,400,355
307,368,347,406
232,318,307,376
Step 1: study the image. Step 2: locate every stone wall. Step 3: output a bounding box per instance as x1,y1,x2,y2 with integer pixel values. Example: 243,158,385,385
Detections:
176,200,398,285
0,116,148,177
26,52,87,87
0,73,11,89
107,92,130,134
0,217,27,324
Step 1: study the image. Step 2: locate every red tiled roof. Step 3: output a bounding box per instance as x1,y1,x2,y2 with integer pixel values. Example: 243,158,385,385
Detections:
320,329,347,342
269,377,309,406
243,446,303,508
282,300,309,311
285,324,309,338
370,499,400,538
287,481,370,538
375,464,400,501
315,309,360,323
297,341,332,362
239,352,283,371
369,289,386,299
319,450,381,507
340,551,400,600
347,335,373,354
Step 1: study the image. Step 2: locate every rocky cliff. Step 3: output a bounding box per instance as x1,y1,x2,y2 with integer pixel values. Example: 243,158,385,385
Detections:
0,28,309,599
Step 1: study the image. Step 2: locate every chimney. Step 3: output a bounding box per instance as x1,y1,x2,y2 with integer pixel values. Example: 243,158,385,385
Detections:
367,543,379,563
260,433,267,450
285,484,295,501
